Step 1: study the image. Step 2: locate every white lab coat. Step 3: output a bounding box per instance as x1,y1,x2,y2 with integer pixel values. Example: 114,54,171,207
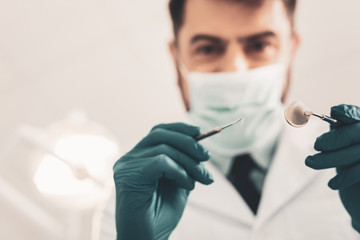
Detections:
99,123,360,239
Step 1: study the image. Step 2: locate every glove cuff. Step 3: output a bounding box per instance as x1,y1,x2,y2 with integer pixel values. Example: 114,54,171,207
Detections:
352,219,360,233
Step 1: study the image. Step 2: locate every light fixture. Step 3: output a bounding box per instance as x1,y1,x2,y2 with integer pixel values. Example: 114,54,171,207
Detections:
19,110,121,210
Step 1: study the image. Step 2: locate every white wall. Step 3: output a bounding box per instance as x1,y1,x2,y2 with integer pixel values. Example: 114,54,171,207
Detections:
292,0,360,111
0,0,181,153
0,0,360,239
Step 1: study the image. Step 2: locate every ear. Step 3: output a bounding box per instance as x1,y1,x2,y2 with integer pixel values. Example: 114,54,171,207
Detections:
168,40,177,65
281,32,301,103
168,40,191,111
168,39,182,78
291,31,300,57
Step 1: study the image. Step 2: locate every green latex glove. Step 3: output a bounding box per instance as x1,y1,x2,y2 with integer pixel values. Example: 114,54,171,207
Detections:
113,123,214,240
306,104,360,233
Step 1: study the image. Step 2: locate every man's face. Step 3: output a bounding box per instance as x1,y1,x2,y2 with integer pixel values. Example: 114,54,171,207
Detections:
169,0,299,110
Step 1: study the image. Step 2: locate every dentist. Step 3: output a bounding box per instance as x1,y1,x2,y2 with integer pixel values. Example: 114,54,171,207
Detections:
101,0,360,239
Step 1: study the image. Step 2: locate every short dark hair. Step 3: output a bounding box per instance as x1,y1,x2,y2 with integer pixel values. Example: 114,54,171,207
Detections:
169,0,297,38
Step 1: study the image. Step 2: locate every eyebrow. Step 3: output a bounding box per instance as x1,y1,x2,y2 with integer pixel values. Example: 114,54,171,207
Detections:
190,34,225,44
190,31,277,45
245,31,277,42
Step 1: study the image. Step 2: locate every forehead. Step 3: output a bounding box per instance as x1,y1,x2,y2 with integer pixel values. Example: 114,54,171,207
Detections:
179,0,291,40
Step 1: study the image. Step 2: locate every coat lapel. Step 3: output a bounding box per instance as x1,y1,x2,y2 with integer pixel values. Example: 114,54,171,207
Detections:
253,122,326,229
187,120,327,230
187,161,255,227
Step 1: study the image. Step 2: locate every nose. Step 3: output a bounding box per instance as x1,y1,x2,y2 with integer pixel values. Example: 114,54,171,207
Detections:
233,55,249,72
220,46,249,72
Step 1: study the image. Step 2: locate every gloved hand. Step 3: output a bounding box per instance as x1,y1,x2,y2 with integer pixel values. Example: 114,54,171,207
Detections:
113,122,214,240
305,104,360,233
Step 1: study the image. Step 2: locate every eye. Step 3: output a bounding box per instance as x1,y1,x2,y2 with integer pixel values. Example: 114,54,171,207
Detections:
195,44,223,55
248,41,270,52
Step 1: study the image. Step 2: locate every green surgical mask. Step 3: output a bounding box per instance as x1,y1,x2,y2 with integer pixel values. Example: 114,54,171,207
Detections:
186,64,286,174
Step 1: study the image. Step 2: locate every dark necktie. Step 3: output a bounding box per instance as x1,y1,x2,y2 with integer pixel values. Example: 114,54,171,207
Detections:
227,154,263,215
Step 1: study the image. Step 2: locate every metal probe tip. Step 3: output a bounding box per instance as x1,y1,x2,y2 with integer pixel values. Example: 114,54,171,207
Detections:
194,118,244,141
220,118,244,130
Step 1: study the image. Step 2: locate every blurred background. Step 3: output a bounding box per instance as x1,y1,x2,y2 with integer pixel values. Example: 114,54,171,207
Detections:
0,0,359,239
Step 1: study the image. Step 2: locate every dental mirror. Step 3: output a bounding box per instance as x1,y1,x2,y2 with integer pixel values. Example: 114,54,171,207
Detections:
284,100,337,128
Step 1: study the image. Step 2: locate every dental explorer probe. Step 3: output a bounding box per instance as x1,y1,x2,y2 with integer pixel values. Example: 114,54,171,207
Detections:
195,118,244,141
284,101,337,128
